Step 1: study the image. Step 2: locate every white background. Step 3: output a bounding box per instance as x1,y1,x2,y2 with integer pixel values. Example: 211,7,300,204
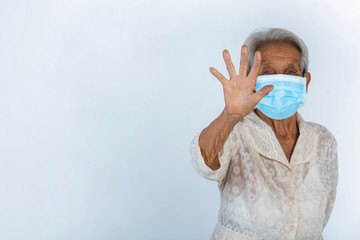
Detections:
0,0,359,239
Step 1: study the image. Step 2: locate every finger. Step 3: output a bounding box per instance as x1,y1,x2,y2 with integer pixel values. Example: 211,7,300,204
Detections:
209,67,228,86
239,45,249,77
248,51,262,80
223,50,237,79
254,85,274,102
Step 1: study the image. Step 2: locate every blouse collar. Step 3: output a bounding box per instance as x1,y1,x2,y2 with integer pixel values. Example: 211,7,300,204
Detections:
241,110,316,168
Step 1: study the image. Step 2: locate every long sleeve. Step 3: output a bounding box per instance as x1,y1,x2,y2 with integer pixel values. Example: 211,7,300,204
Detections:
190,126,238,187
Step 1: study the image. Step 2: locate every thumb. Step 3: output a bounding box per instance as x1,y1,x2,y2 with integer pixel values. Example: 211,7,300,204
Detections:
255,85,274,101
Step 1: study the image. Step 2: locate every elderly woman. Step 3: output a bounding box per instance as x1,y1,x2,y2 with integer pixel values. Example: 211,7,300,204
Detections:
190,28,338,240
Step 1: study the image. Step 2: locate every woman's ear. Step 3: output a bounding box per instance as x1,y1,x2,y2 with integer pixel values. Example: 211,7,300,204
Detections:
305,72,311,93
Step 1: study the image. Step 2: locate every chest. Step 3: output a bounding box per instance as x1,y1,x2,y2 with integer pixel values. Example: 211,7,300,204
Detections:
278,137,298,162
222,143,330,238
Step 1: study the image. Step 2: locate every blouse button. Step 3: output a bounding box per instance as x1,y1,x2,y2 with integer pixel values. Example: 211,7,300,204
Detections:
289,225,295,231
289,196,295,201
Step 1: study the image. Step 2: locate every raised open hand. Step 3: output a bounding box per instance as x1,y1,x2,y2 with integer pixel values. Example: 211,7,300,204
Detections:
209,45,274,119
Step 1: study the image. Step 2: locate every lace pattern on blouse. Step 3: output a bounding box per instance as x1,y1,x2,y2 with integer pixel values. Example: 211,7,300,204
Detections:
190,111,338,240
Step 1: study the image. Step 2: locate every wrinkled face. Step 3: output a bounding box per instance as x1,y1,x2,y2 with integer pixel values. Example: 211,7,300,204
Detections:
257,40,303,77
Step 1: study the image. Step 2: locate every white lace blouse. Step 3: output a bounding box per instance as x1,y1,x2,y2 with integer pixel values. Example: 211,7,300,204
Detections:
190,111,338,240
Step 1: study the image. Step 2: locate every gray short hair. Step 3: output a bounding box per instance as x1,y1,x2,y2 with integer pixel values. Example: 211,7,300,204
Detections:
244,28,309,76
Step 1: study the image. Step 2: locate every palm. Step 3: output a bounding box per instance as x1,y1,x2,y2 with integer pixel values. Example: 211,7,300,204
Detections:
210,45,274,118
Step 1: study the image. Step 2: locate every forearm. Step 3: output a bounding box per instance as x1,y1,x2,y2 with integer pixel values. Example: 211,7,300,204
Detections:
198,107,243,170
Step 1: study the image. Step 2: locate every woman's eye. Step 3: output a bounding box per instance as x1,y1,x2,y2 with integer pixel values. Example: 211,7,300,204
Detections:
263,71,271,74
288,70,297,74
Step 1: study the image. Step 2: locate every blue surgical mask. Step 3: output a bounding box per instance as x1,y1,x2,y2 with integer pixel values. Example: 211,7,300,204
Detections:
255,74,307,120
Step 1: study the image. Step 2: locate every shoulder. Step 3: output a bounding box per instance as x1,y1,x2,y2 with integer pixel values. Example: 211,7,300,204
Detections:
305,121,337,149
